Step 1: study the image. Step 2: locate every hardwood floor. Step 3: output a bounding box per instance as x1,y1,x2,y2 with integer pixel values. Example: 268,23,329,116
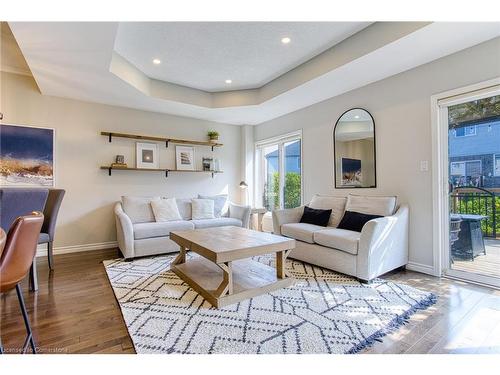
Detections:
0,248,134,354
0,248,499,354
365,269,500,353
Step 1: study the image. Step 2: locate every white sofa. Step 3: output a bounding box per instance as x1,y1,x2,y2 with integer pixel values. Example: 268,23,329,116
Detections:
115,196,251,259
272,194,409,282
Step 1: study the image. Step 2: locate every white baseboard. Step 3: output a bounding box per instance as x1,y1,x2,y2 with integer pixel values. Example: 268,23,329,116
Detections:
406,261,436,276
36,241,118,257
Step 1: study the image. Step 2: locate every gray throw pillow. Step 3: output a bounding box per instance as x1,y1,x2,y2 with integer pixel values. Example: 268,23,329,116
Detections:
198,194,228,218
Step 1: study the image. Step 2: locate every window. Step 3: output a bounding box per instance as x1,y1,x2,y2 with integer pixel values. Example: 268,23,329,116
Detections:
255,131,302,211
455,125,476,137
495,155,500,176
450,160,482,187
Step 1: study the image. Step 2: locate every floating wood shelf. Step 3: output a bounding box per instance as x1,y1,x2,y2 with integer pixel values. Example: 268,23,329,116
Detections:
101,131,223,150
100,166,223,178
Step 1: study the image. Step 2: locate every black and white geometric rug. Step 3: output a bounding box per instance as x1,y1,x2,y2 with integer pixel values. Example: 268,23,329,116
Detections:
104,253,436,354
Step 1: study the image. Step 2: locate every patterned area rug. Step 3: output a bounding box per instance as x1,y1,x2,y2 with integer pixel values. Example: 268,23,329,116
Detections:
104,253,436,354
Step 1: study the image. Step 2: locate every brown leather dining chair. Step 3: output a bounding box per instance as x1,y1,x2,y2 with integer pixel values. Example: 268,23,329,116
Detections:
0,228,6,258
0,212,44,354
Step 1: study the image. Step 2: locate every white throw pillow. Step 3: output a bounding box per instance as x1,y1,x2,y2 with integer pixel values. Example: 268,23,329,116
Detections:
309,195,347,227
345,194,397,217
150,198,182,222
175,198,192,220
121,196,158,223
198,194,228,217
191,198,215,220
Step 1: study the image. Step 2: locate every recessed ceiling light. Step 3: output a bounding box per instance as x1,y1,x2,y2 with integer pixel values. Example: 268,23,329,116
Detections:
225,79,232,84
152,58,161,65
281,37,291,44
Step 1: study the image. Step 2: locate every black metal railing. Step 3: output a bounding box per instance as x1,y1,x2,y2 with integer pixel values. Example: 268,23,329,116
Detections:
450,187,499,238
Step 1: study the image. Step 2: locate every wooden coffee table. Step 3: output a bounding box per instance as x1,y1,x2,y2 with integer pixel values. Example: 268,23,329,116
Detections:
169,226,296,308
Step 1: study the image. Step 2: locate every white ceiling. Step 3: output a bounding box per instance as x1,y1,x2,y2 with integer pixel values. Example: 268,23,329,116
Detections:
9,22,500,125
114,22,371,92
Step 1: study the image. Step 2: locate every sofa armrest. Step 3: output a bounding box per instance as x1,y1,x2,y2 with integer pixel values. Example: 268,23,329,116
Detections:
357,204,409,281
271,206,304,235
114,202,135,259
228,203,251,228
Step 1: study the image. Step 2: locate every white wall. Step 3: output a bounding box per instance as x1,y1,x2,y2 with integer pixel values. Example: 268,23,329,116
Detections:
254,37,500,269
1,72,242,250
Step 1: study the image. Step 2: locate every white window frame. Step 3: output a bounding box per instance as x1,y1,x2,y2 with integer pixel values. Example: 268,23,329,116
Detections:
254,130,303,211
431,78,500,288
494,154,500,177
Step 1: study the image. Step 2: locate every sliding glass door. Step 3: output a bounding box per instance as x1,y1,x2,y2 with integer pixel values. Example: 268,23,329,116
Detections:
255,132,302,211
439,87,500,287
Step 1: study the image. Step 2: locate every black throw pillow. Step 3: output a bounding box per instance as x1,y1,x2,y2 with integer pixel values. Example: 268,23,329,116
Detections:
299,206,332,227
337,211,383,232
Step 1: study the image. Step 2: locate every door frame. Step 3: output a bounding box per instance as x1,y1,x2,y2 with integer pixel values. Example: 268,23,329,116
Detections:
431,77,500,286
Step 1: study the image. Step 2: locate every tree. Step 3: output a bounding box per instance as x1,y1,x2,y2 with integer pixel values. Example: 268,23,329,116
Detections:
448,95,500,127
267,172,301,210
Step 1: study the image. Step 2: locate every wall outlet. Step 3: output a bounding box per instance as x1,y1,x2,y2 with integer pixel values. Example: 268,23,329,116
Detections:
420,160,429,172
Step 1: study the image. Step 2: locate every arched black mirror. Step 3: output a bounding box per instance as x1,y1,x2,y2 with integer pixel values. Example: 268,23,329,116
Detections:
334,108,376,188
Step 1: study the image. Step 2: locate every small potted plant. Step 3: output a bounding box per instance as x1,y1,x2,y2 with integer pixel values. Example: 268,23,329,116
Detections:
207,130,219,143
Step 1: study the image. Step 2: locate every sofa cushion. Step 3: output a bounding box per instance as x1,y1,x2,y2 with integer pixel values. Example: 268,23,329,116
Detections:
345,194,397,217
191,199,215,219
198,194,228,217
151,198,182,222
175,198,192,220
300,206,332,227
133,220,194,240
309,195,347,227
191,217,242,229
313,228,360,255
122,196,158,224
281,222,326,244
337,211,382,232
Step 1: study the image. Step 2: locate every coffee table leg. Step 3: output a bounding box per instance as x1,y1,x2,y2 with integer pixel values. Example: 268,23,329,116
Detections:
276,249,292,279
171,246,187,266
215,261,233,297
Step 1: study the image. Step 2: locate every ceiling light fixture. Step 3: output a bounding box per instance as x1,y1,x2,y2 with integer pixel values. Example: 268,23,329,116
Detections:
152,58,161,65
354,115,360,119
225,79,232,84
281,37,291,44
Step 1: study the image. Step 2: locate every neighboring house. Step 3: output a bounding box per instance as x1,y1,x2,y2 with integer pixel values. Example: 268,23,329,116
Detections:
264,141,301,174
448,118,500,189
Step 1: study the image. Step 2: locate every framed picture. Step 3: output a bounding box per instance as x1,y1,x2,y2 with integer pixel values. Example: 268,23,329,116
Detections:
202,157,213,171
341,158,362,187
176,146,195,171
0,123,55,187
136,142,159,169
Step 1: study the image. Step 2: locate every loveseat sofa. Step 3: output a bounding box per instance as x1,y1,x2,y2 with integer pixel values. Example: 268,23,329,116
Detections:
115,196,251,259
272,194,409,282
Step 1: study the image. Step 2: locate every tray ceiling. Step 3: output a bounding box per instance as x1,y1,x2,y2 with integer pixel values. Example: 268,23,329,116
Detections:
8,22,500,125
114,22,370,92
